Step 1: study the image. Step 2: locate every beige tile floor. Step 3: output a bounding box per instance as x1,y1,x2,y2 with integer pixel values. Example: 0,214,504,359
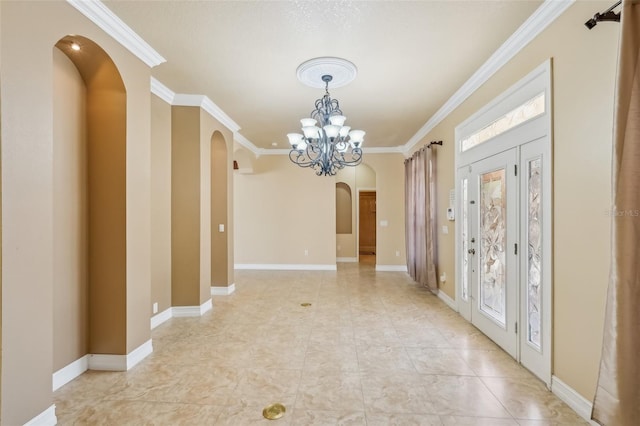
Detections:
54,262,588,425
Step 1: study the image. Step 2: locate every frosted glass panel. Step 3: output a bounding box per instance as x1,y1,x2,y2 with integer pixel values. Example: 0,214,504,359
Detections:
461,93,545,152
527,158,542,349
461,178,469,301
479,169,506,325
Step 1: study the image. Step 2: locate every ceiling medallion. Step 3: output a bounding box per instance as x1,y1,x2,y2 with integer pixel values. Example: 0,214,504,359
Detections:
296,57,357,89
287,58,365,176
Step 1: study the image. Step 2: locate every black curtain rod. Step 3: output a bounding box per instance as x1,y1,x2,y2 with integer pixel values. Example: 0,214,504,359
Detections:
405,141,443,162
585,1,621,29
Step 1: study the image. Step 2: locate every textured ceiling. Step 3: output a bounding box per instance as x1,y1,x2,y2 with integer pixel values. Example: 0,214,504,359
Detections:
105,0,543,149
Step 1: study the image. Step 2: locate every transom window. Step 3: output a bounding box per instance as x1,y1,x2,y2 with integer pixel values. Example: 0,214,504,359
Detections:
461,92,545,152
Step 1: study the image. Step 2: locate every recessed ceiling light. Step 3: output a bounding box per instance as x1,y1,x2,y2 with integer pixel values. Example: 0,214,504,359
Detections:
70,42,81,51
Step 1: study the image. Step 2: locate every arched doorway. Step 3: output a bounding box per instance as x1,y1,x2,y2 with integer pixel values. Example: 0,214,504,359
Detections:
52,35,127,386
335,164,376,264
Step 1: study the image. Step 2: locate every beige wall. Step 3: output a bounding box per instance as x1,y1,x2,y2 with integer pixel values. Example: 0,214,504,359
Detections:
151,94,172,313
52,48,89,370
211,132,229,287
234,155,336,266
84,41,128,355
172,106,204,306
1,2,153,423
410,1,617,401
364,154,406,267
234,153,405,268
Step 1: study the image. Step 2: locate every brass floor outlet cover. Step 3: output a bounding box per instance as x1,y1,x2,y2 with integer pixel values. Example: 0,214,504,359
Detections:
262,403,286,420
300,303,312,307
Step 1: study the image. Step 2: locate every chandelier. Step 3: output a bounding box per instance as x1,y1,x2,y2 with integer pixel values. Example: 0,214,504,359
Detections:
287,74,365,176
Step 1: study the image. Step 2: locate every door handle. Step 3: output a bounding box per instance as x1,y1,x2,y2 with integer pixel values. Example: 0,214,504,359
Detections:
468,248,476,255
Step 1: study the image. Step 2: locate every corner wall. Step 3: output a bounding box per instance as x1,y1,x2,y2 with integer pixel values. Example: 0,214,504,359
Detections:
410,0,618,401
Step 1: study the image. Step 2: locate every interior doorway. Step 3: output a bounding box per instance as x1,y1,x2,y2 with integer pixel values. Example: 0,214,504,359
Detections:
358,190,376,263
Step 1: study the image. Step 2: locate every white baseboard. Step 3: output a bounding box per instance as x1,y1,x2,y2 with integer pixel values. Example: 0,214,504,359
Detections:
235,263,337,271
551,376,598,424
172,298,212,317
337,257,358,263
88,339,153,371
150,307,173,330
375,264,408,272
437,290,458,311
126,339,153,369
211,283,236,296
24,404,57,426
53,355,89,391
200,298,213,314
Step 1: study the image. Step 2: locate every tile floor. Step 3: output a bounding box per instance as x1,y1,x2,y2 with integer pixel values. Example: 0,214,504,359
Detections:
54,262,588,425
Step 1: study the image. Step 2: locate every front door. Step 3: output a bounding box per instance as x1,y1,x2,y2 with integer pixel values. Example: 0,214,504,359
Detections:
457,139,551,383
459,148,518,358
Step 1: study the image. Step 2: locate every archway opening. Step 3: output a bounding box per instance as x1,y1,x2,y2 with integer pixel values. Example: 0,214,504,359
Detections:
335,163,376,263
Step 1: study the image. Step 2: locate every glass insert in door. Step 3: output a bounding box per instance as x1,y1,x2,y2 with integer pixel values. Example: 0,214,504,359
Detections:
479,169,507,325
461,178,469,301
527,158,542,349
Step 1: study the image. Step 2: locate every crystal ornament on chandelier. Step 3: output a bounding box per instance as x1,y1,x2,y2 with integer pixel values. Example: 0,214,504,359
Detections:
287,73,364,176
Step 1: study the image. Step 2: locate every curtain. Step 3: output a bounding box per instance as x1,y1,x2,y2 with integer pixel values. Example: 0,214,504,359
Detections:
405,147,438,292
592,1,640,424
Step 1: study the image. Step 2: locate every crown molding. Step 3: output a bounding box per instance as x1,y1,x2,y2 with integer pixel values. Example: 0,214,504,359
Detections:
150,77,175,104
364,146,404,155
234,132,261,155
402,0,575,155
243,145,404,157
171,93,206,107
172,94,241,133
201,97,241,132
66,0,166,68
257,148,290,156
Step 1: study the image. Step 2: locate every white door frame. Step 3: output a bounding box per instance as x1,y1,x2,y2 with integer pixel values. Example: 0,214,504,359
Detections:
454,60,553,385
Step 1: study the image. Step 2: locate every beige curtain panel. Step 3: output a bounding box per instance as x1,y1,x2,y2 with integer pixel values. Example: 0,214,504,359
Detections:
592,1,640,424
404,146,438,292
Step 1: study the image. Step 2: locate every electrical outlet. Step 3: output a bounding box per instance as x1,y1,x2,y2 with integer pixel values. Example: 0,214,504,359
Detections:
395,250,400,257
152,302,158,314
304,249,309,256
440,273,447,283
337,245,341,251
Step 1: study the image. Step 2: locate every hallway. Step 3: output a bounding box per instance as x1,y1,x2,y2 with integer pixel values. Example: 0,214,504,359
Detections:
54,264,587,425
